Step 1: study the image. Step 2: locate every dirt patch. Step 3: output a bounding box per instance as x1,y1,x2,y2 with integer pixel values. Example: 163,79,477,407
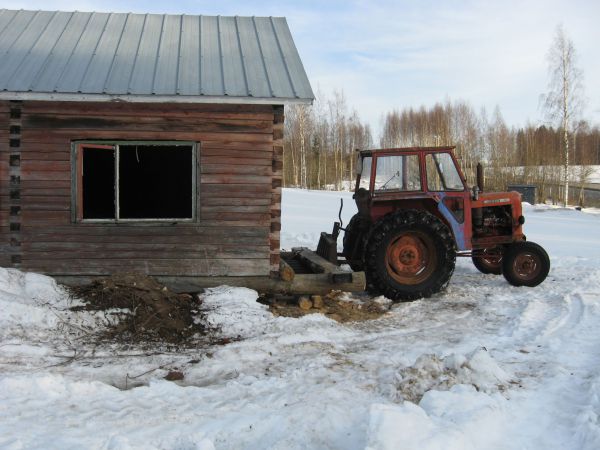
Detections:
264,291,390,322
67,274,212,344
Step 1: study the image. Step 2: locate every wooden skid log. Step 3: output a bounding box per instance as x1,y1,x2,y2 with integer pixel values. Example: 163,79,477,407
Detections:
56,272,366,296
279,257,295,281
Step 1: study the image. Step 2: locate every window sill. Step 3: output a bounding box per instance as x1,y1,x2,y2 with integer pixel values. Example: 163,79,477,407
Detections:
76,218,196,225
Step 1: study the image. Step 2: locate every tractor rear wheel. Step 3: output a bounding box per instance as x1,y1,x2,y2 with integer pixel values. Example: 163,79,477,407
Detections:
502,241,550,287
364,209,456,301
472,247,503,275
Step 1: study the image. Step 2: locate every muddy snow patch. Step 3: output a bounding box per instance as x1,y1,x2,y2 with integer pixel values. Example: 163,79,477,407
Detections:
392,347,514,403
267,291,391,323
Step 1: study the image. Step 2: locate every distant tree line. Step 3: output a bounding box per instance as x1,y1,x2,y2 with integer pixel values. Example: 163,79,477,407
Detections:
379,101,600,205
283,96,600,204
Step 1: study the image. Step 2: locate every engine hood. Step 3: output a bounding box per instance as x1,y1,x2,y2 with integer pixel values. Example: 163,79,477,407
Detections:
477,190,522,208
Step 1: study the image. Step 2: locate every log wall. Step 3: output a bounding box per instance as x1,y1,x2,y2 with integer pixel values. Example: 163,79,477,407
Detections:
0,101,9,267
0,100,281,278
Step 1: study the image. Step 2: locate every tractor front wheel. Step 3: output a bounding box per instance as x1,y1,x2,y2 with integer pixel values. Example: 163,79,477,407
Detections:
502,241,550,287
472,247,503,275
364,210,456,301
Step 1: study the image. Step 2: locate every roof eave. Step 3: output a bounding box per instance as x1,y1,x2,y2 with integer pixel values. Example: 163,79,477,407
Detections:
0,91,314,105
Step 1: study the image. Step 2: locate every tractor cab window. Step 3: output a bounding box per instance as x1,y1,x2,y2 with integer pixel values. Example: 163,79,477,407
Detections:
358,156,372,190
426,153,464,191
374,154,421,191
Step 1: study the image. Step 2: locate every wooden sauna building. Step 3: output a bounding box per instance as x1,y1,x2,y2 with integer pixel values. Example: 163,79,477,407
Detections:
0,9,314,290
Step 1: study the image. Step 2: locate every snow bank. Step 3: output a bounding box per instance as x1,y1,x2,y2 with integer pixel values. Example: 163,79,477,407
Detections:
0,268,69,341
0,267,66,315
200,285,349,342
0,374,217,450
368,348,514,449
200,286,271,338
367,385,507,450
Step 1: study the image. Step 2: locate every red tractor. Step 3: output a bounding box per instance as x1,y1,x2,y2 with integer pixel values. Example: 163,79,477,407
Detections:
318,146,550,301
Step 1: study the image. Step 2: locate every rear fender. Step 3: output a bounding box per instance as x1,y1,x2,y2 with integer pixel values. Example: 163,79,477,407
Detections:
370,196,465,250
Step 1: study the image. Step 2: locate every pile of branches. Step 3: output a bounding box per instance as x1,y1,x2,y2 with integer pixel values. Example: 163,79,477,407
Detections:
68,274,210,344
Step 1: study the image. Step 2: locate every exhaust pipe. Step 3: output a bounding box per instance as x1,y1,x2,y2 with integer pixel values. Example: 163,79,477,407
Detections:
477,162,484,193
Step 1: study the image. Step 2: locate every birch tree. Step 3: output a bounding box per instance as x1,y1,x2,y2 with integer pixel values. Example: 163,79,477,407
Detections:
542,25,585,206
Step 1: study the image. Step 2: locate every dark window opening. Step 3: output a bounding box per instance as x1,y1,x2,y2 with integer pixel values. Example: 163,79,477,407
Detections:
78,142,194,221
119,145,193,219
82,147,115,219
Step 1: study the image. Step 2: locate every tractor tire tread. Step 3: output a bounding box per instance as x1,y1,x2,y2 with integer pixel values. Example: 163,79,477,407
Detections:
364,209,456,301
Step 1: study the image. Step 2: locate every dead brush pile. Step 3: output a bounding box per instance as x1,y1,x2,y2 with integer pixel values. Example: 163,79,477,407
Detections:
68,274,211,344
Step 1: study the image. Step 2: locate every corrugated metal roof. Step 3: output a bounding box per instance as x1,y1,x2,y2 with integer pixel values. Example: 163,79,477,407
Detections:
0,9,314,104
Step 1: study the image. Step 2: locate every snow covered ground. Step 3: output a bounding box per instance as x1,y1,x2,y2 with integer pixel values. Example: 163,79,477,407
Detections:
1,188,600,449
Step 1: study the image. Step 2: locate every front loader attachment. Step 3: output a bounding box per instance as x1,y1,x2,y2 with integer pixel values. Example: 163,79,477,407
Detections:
316,199,346,265
316,221,341,265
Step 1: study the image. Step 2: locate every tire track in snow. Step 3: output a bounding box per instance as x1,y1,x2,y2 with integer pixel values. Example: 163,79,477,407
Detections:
542,293,584,339
507,293,571,344
488,266,595,352
496,269,600,449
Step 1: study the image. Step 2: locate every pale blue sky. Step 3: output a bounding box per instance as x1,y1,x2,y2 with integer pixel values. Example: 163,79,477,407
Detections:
2,0,599,134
